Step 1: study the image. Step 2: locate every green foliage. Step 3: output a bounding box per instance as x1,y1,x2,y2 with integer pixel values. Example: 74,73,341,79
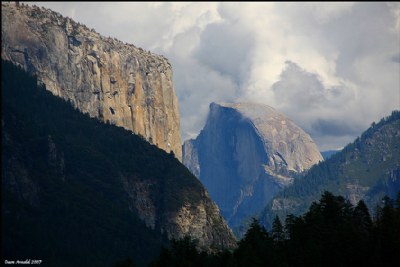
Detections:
150,236,201,267
1,60,206,266
149,236,235,267
271,216,284,243
234,218,283,267
262,109,400,228
285,192,400,267
3,59,399,267
150,192,400,267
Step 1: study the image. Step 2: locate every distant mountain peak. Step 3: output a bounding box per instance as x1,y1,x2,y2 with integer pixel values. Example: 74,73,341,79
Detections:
209,102,323,172
183,102,322,230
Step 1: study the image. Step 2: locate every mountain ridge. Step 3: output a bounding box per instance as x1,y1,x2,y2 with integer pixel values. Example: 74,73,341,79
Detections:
183,102,323,231
1,60,236,266
261,110,400,228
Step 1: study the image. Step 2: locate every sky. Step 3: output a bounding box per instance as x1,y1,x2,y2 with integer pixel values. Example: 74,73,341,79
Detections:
30,2,400,151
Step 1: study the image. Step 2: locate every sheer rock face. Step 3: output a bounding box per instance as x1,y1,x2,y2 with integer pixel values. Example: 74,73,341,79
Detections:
165,193,237,251
1,2,182,160
183,102,323,227
121,175,237,251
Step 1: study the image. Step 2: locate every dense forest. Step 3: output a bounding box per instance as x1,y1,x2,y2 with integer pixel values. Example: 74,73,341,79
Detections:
1,60,209,266
261,109,400,229
2,60,399,267
149,191,400,267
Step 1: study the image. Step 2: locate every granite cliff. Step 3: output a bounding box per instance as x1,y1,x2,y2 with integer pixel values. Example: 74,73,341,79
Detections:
1,2,181,160
2,60,236,266
183,102,323,229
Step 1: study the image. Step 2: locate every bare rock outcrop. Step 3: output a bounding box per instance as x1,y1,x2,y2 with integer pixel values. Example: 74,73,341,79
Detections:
121,175,237,251
1,2,182,160
2,58,237,254
183,102,323,228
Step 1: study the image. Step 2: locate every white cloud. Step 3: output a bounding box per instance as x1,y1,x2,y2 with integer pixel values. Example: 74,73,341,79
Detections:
306,2,355,24
29,2,400,151
270,61,363,150
387,2,400,31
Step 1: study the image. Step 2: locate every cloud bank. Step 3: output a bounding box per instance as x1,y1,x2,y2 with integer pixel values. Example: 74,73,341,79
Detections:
30,2,400,150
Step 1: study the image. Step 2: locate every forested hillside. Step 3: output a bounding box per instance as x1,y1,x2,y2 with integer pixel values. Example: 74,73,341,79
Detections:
1,60,234,267
150,192,400,267
261,110,400,228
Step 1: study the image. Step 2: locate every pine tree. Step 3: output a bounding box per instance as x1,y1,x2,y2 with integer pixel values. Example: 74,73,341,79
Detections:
271,216,284,243
234,219,269,267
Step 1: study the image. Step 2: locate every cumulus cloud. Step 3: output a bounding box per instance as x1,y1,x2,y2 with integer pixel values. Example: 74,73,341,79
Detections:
305,2,355,24
270,61,363,149
194,20,254,85
29,2,400,151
